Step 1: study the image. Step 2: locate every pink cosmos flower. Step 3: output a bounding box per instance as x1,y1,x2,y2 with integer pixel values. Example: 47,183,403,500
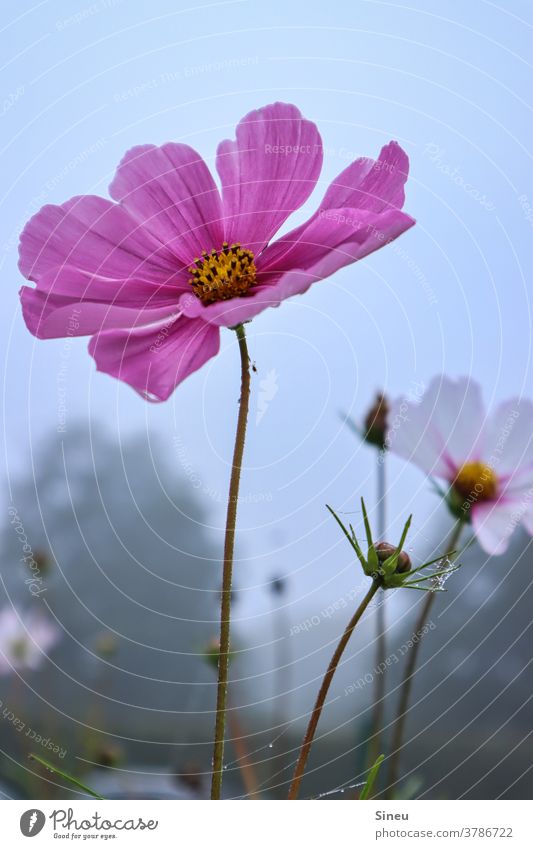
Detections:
19,102,414,401
387,376,533,555
0,606,61,676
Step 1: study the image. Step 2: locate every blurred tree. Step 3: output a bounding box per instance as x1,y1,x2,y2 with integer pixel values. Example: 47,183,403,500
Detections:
1,424,220,763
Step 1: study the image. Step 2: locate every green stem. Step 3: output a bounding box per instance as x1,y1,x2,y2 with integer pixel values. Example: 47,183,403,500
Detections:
385,518,465,797
368,453,387,768
288,580,381,800
368,596,386,767
211,324,251,801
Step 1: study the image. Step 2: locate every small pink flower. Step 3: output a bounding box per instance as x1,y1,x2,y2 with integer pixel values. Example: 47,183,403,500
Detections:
19,102,414,401
0,606,61,676
387,376,533,555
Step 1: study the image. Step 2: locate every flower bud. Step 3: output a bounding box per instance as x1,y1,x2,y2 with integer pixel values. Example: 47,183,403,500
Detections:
363,392,389,450
375,541,411,573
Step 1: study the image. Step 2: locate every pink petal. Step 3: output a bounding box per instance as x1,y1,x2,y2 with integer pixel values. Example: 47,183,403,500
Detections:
25,611,61,655
523,506,533,537
180,208,415,328
109,144,225,263
500,464,533,499
216,102,322,253
89,315,220,401
424,376,486,468
20,285,176,339
482,398,533,476
178,272,313,327
388,376,486,479
494,474,533,539
471,499,524,555
19,195,180,285
320,141,410,213
258,206,416,279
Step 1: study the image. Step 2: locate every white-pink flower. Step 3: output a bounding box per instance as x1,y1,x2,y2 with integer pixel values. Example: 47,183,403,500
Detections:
387,376,533,555
0,606,61,676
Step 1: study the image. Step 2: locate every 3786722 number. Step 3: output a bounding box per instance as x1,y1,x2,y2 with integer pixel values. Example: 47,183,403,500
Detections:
460,827,513,838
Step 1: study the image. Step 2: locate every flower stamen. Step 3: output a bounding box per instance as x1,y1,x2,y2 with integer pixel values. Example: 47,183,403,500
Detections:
188,242,257,305
453,461,498,503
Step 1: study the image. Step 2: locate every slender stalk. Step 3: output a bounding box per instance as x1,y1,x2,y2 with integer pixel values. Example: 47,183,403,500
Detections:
211,324,251,801
385,518,465,797
368,453,387,767
288,580,381,800
377,453,387,543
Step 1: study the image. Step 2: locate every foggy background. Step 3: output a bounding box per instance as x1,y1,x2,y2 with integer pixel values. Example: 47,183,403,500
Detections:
0,0,532,799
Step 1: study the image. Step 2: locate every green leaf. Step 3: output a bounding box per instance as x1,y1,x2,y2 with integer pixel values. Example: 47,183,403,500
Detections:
348,524,368,569
29,754,104,800
396,514,413,553
361,499,379,570
402,553,452,579
403,564,460,587
326,505,366,570
423,551,457,569
359,754,385,800
379,514,413,576
326,504,354,548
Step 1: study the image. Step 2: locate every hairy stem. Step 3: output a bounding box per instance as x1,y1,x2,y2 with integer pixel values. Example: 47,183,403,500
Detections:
385,518,465,797
211,324,251,800
288,580,381,800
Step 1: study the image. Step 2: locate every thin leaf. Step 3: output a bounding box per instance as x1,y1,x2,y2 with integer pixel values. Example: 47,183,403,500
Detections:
396,514,413,553
361,498,374,548
359,754,385,800
29,754,104,800
403,552,457,578
348,524,367,567
326,505,366,569
405,566,460,585
429,477,448,499
361,499,379,570
339,410,363,440
380,514,413,575
423,551,457,569
326,505,355,548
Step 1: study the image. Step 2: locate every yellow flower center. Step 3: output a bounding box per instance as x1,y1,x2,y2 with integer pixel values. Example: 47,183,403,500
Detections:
453,461,498,503
188,242,257,305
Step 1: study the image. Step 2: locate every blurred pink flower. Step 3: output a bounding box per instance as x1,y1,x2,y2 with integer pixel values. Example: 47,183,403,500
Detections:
387,376,533,554
0,606,61,676
19,102,414,401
